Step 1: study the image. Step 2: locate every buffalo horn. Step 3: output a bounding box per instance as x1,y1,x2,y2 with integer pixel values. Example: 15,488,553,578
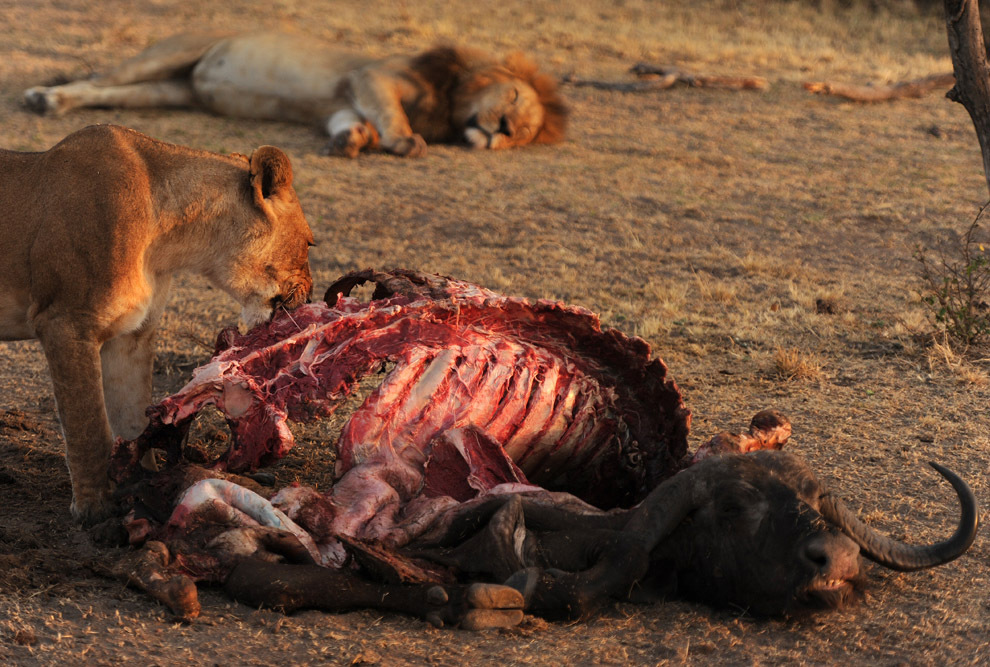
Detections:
819,462,979,571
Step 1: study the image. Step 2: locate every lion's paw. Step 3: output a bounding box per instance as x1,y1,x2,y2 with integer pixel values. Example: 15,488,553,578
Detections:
324,123,380,158
326,131,362,159
23,87,60,115
388,134,428,158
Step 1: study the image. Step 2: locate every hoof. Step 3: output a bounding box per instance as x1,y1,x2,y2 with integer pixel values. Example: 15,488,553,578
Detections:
460,608,524,631
465,582,525,610
504,567,542,606
246,471,276,486
458,583,525,631
427,585,449,606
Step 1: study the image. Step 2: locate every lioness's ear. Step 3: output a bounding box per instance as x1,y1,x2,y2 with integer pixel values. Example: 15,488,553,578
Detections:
249,146,294,204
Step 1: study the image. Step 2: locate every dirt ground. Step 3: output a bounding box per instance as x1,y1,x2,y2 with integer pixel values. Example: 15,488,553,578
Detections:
2,0,990,664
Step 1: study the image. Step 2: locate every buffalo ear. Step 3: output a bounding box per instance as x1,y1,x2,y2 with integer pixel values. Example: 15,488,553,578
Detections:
249,146,294,204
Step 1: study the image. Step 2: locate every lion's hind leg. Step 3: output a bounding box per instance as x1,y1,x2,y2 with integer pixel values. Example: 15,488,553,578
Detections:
95,32,232,86
24,80,197,115
323,109,380,158
23,31,227,115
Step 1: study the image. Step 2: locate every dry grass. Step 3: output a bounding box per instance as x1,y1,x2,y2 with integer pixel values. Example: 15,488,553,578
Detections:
1,0,989,664
737,251,808,281
772,346,826,382
926,335,990,386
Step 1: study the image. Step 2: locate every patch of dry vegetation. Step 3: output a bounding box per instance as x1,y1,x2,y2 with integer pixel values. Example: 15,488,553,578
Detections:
772,346,826,381
914,208,990,349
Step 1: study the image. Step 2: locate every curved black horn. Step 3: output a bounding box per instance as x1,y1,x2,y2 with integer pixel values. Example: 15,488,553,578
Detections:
819,462,979,571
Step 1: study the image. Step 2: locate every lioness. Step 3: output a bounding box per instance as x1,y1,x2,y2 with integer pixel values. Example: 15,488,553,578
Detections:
0,124,314,524
23,32,568,158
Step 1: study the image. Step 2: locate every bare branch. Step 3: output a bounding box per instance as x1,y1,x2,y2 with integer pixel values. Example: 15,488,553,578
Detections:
563,64,768,93
803,73,955,103
562,73,680,92
944,0,990,196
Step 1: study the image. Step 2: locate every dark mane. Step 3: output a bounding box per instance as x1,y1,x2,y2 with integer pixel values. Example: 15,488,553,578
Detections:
408,47,469,141
409,47,469,96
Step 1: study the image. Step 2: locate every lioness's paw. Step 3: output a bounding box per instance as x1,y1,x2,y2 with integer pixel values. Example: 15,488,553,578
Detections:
389,134,428,158
70,495,114,527
23,87,59,115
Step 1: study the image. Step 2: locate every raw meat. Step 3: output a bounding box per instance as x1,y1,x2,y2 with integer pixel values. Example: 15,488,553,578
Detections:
110,269,691,601
114,269,690,511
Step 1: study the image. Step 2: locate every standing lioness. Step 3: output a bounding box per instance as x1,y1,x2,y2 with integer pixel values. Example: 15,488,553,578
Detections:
0,124,314,524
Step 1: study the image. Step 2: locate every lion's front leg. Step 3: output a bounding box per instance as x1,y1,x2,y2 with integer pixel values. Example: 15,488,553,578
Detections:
102,330,155,441
34,319,115,525
323,109,381,158
347,73,428,157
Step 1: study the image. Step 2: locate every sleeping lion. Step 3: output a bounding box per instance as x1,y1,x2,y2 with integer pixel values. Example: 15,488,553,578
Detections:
24,32,568,157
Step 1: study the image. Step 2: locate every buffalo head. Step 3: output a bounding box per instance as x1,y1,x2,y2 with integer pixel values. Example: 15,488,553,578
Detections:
643,452,864,614
484,450,978,619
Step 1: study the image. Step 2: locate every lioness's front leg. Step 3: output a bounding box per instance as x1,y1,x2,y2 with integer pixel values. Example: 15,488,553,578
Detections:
101,283,169,468
347,72,427,157
34,319,114,524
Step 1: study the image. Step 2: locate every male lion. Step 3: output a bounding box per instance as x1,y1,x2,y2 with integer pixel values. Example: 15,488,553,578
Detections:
0,124,314,525
23,32,568,157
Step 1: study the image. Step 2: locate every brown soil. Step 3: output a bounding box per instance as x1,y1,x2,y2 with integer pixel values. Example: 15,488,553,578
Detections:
1,1,988,664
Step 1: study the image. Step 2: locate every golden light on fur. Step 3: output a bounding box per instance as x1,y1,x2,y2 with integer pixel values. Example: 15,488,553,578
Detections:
23,33,568,157
0,125,314,524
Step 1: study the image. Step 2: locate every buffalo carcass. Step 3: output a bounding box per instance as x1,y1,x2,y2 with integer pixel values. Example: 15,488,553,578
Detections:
416,448,977,619
107,269,978,625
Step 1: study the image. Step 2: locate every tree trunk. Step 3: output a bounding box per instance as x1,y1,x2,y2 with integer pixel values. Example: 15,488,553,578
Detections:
945,0,990,196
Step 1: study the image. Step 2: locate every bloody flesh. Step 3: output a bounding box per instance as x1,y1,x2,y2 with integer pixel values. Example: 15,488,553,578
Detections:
117,269,690,510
